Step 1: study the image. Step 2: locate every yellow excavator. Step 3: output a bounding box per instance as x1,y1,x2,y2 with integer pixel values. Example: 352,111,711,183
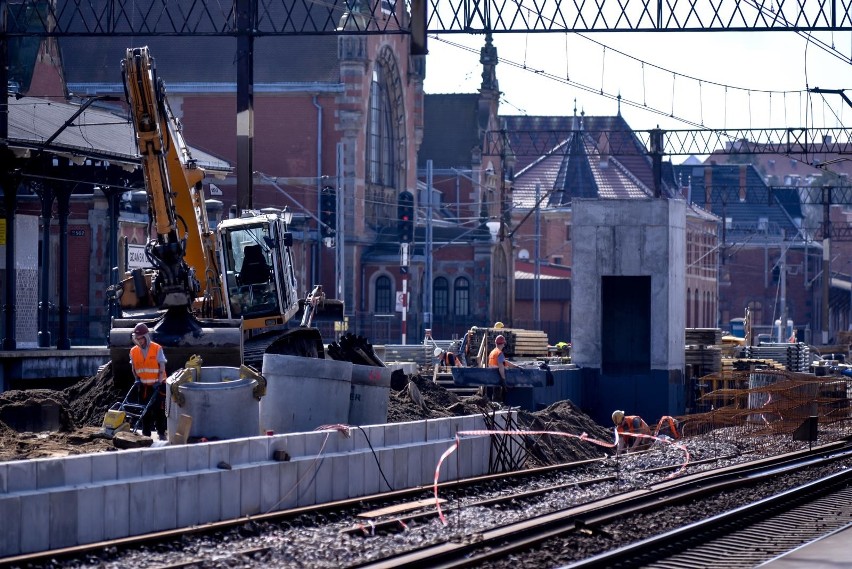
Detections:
108,46,341,384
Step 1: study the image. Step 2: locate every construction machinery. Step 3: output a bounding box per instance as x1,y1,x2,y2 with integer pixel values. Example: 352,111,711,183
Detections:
101,381,161,437
108,46,341,384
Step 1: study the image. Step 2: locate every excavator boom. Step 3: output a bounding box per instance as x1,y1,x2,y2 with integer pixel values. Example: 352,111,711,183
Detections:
109,46,343,385
109,46,241,385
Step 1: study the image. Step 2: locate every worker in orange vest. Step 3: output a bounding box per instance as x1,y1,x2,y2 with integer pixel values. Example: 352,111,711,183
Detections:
612,410,652,454
129,323,168,440
488,334,519,402
654,415,682,440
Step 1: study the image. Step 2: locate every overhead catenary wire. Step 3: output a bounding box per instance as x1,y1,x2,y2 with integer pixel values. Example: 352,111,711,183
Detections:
432,27,848,131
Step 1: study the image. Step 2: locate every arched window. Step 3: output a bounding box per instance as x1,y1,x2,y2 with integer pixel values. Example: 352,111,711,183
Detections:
433,277,449,316
367,63,396,187
375,275,392,314
686,288,692,327
693,291,700,328
454,277,470,316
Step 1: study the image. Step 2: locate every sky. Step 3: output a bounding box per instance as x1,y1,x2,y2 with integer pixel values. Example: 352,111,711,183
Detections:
422,31,852,138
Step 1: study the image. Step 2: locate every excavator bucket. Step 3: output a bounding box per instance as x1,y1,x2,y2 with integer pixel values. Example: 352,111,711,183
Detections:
109,308,243,387
264,327,326,359
294,297,344,324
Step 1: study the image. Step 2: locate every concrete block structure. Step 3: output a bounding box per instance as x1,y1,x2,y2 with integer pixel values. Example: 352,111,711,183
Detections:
0,412,518,558
572,198,686,424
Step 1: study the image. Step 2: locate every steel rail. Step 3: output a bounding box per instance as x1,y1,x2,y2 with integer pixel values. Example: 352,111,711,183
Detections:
569,467,852,568
340,454,738,537
0,452,607,567
347,440,852,569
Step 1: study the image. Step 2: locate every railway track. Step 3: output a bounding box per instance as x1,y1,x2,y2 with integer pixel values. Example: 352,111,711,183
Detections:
571,468,852,568
348,441,852,568
4,440,848,568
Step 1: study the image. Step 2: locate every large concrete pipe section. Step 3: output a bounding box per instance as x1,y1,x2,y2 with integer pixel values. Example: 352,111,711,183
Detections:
349,364,391,426
166,366,261,442
261,354,352,433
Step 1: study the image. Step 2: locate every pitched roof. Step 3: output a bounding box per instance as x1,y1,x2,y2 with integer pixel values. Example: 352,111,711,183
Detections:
418,94,482,169
8,95,231,172
505,114,660,209
707,144,852,185
674,163,802,240
59,36,340,87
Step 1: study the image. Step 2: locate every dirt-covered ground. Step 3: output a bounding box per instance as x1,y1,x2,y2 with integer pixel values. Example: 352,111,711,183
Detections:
0,364,613,465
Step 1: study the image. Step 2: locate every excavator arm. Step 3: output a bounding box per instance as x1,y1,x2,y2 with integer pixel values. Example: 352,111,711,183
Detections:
109,46,241,385
117,46,225,314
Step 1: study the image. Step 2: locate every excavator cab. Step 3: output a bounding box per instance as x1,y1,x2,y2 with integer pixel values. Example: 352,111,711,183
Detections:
217,212,341,362
218,213,300,326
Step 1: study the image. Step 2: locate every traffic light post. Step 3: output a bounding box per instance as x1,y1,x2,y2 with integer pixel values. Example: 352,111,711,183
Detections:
320,186,336,246
398,190,414,344
401,242,409,344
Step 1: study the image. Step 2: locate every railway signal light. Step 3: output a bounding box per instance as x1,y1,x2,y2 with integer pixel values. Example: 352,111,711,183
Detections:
320,186,336,238
398,190,414,243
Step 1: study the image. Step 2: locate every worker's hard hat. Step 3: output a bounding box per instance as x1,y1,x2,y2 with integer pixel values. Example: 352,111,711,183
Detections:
495,335,506,345
132,323,149,337
494,321,504,329
434,347,444,357
612,410,625,425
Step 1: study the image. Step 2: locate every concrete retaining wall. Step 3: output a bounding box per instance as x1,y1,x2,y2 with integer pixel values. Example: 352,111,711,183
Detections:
0,348,111,391
0,411,518,558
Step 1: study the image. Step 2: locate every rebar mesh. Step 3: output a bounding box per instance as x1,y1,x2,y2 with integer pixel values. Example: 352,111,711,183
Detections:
680,369,852,450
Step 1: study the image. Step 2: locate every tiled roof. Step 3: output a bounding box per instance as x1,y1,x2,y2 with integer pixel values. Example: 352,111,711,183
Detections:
508,115,657,209
419,94,482,169
8,95,231,172
58,36,340,87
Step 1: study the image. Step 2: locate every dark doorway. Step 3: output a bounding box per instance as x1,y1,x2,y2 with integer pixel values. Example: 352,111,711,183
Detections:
601,276,651,374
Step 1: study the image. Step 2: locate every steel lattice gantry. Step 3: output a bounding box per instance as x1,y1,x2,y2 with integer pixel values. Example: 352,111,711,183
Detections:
2,0,851,207
1,0,850,34
0,0,850,349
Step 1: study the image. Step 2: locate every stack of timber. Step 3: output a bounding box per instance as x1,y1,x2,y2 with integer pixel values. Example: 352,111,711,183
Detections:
463,326,550,367
685,345,722,375
686,328,723,347
378,341,454,369
685,328,722,378
699,357,787,398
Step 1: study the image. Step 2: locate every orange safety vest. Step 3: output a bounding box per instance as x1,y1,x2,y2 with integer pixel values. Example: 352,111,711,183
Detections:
130,342,163,385
617,416,651,435
488,347,503,367
654,416,681,439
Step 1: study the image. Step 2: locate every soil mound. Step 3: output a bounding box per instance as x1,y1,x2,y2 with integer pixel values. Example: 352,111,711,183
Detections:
63,363,125,427
0,364,614,466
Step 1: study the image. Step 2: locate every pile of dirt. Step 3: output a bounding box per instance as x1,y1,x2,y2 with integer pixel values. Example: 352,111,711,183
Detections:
0,427,116,461
0,364,613,466
518,400,616,466
63,363,125,428
0,389,76,432
386,373,493,423
386,375,613,466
